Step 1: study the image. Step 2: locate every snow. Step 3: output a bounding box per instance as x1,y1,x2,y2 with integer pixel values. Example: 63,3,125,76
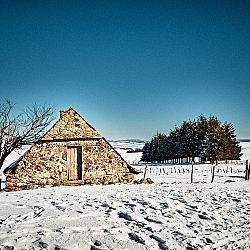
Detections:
240,142,250,161
0,173,249,249
0,146,31,188
111,139,145,165
0,141,250,249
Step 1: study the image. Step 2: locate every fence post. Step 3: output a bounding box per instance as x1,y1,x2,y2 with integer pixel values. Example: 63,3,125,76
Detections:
191,161,194,183
245,160,249,180
248,162,250,180
143,166,147,179
211,163,216,183
247,160,250,181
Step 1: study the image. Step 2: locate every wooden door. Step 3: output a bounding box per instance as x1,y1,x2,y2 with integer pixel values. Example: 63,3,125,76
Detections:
67,146,83,180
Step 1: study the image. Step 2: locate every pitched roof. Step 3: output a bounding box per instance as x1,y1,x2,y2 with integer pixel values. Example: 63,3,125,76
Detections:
41,108,102,140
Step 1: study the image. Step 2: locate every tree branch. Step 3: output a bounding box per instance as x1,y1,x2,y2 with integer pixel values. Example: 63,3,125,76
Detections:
0,100,54,169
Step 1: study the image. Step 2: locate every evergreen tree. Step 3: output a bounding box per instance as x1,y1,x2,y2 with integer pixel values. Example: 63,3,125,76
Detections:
161,136,172,162
147,138,155,162
141,115,241,166
204,116,223,164
141,142,150,162
218,122,242,161
179,120,203,160
158,133,168,162
168,129,182,161
197,115,208,161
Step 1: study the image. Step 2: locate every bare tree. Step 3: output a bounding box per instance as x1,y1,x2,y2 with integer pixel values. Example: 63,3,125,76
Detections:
0,100,54,169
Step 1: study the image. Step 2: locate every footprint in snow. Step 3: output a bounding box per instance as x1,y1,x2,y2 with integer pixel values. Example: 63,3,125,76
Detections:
138,200,150,206
159,202,169,209
150,234,166,244
150,235,169,250
185,204,198,210
101,202,110,208
51,201,66,212
55,245,68,250
118,211,133,221
205,238,214,244
94,240,102,246
172,231,187,241
2,246,14,250
33,206,45,218
55,206,66,212
38,241,48,249
198,214,211,220
144,216,163,224
158,243,169,250
90,239,107,250
128,232,145,245
186,242,199,250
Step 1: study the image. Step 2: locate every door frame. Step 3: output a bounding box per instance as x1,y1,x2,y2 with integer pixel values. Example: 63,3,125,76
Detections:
67,146,83,180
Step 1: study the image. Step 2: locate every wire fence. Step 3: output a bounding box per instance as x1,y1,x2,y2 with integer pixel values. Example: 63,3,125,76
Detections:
135,165,245,175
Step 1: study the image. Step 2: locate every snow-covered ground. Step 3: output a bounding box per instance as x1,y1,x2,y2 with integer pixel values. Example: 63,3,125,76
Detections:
0,171,249,250
240,142,250,161
111,139,145,165
0,141,250,249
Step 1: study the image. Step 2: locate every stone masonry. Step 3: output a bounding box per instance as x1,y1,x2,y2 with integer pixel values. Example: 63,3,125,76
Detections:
4,108,137,191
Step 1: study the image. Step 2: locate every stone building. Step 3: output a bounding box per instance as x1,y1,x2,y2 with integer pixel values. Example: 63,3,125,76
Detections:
4,108,137,191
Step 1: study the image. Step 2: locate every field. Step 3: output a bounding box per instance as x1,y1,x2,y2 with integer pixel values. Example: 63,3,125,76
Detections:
0,141,250,250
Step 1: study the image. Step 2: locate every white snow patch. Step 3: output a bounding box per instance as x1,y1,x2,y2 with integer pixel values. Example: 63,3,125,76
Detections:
0,175,249,249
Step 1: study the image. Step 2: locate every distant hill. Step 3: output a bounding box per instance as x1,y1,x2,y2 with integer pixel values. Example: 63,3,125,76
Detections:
108,139,146,151
108,139,147,144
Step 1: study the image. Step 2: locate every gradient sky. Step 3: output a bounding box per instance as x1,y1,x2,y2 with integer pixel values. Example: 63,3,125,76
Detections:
0,0,250,140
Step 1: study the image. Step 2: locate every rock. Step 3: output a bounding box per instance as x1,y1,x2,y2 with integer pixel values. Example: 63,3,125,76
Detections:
134,178,154,184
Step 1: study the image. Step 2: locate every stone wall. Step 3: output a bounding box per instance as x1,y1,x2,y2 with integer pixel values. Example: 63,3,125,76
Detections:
5,138,136,191
42,108,101,140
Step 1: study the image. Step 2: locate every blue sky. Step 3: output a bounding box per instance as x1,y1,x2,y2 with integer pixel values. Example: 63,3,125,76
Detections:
0,0,250,140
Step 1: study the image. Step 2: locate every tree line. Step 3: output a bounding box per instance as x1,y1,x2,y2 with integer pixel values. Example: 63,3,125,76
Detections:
141,115,242,164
